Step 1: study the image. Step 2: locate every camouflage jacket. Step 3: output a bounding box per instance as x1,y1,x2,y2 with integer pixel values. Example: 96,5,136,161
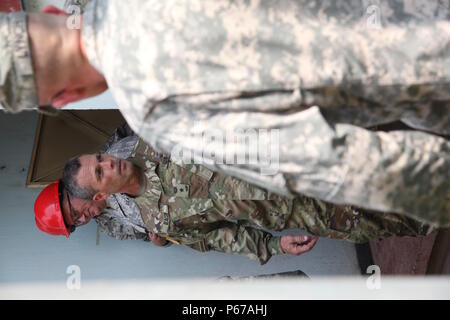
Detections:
96,134,286,263
95,126,173,242
132,138,287,264
81,0,450,227
95,134,150,241
96,193,149,242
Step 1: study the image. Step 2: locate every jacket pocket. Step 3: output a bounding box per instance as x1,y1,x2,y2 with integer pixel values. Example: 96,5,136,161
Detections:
167,198,215,221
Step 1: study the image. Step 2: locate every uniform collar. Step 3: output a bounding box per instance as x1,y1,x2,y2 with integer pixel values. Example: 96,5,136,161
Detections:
135,168,147,197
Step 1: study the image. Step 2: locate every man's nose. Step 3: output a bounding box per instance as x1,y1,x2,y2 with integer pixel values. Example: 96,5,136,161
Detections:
101,159,115,171
94,208,103,217
78,212,91,225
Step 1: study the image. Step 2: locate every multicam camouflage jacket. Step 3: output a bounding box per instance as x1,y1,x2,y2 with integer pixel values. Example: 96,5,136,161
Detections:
80,0,450,227
131,138,288,264
96,131,435,262
95,126,172,242
95,133,150,241
94,133,287,263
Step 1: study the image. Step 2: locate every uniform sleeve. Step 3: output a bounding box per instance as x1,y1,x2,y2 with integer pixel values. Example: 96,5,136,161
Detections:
202,224,284,265
96,216,175,247
138,105,450,228
95,214,149,241
100,122,136,153
0,13,38,113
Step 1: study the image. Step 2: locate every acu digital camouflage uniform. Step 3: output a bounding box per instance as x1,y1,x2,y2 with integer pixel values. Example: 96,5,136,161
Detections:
97,193,149,241
79,0,450,227
130,138,434,264
1,1,448,227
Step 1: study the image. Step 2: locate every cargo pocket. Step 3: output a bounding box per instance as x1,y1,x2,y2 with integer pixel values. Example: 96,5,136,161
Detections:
321,204,362,241
294,196,352,240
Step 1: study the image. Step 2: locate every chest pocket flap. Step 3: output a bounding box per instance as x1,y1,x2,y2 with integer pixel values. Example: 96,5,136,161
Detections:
166,197,214,221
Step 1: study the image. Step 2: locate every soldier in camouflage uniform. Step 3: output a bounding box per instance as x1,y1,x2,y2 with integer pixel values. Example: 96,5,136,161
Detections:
2,1,450,227
79,0,450,228
63,136,435,265
95,126,166,242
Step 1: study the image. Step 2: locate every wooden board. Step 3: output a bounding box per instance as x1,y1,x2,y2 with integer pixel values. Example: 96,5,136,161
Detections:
26,110,125,188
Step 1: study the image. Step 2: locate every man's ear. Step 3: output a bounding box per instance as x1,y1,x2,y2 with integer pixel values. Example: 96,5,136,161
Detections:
41,5,69,16
51,88,86,108
93,192,109,202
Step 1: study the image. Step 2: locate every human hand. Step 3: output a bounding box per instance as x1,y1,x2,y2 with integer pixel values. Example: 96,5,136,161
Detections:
280,235,318,255
149,232,168,246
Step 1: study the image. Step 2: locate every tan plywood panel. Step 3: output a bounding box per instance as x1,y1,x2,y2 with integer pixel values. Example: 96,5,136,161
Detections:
27,110,125,187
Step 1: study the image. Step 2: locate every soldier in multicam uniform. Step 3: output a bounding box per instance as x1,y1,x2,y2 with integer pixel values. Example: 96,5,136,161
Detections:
61,134,435,265
95,125,168,242
2,1,450,227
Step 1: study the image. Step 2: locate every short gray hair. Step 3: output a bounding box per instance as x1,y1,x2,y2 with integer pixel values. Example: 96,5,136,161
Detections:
62,156,96,199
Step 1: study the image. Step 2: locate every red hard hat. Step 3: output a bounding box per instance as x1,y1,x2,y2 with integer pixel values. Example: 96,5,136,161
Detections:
34,180,71,237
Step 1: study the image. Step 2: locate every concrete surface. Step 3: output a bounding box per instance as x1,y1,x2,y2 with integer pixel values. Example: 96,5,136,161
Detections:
2,277,450,300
